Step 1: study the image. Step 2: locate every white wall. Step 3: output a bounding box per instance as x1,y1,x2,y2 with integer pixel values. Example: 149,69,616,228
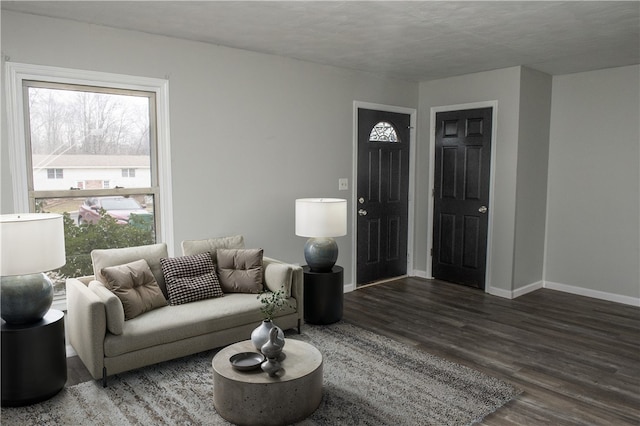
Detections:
546,65,640,303
1,11,419,286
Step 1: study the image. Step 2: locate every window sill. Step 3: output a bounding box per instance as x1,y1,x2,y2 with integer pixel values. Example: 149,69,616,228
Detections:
52,298,67,313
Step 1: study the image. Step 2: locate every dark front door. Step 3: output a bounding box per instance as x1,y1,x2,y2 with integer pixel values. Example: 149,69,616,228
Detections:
357,108,410,285
432,107,492,289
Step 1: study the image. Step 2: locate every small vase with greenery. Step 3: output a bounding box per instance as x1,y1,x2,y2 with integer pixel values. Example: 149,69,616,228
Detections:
251,286,290,351
257,287,290,321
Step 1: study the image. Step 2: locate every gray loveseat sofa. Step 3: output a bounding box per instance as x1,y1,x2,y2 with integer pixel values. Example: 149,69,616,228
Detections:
66,235,303,386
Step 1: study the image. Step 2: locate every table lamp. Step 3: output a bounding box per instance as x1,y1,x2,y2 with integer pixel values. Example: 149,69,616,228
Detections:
295,198,347,272
0,213,66,324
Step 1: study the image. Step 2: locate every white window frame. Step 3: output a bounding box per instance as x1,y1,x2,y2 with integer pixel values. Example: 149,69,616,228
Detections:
5,63,175,308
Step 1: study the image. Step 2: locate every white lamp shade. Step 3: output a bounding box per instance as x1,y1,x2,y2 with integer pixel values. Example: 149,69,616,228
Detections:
295,198,347,238
0,213,66,276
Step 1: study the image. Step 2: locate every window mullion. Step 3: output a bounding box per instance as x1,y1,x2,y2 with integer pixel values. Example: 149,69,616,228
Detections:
31,188,157,199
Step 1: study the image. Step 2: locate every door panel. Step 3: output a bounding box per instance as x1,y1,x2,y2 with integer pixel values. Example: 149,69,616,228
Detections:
357,108,410,285
432,107,492,289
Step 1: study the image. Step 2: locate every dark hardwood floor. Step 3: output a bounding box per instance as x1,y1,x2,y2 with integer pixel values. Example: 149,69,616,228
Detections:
343,278,640,425
65,277,640,425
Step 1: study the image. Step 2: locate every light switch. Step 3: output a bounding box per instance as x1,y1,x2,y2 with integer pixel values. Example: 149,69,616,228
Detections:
338,178,348,191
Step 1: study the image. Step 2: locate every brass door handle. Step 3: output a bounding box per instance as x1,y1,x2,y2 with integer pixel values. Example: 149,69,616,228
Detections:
479,206,488,214
358,209,368,216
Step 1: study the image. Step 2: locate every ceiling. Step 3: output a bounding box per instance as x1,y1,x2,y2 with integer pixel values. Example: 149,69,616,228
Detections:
2,1,639,81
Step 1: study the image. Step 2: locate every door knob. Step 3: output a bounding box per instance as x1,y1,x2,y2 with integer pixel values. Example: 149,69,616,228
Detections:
358,209,368,216
478,206,488,214
358,197,365,204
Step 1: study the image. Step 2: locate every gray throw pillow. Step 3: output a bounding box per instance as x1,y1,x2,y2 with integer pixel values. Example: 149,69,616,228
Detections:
216,248,264,294
101,259,167,320
160,253,224,305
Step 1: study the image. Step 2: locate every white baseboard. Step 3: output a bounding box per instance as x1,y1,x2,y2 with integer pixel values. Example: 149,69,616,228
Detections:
412,270,429,279
487,286,514,299
486,281,543,299
66,344,77,358
487,280,639,306
513,281,544,298
544,281,640,307
349,272,639,307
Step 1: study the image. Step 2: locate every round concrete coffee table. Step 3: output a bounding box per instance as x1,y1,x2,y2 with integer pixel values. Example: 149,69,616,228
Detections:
212,339,323,426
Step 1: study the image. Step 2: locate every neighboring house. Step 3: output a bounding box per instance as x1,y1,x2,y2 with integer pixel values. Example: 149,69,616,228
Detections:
32,155,151,191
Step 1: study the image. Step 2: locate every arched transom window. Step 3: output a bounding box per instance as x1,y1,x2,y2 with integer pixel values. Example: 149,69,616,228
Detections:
369,121,399,142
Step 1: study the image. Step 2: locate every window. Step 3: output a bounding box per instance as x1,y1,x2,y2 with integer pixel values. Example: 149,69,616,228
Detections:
6,63,173,309
122,168,136,178
369,121,399,142
47,168,63,179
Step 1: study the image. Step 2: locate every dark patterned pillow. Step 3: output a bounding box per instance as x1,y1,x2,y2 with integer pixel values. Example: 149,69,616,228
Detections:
160,253,223,305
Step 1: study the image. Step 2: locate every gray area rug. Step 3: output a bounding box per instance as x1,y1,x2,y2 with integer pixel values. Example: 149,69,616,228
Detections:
1,322,520,425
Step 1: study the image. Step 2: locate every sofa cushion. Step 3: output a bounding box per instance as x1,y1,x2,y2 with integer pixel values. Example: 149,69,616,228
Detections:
101,259,167,320
103,293,297,357
88,281,125,335
263,261,293,298
181,235,244,264
216,248,264,294
160,253,224,305
92,243,170,299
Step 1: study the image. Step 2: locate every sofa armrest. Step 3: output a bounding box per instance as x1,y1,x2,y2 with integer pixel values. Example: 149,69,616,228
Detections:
263,257,303,321
66,277,107,380
88,281,125,335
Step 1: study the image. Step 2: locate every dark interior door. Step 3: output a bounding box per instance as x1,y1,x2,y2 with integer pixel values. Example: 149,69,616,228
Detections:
432,107,492,289
357,108,410,285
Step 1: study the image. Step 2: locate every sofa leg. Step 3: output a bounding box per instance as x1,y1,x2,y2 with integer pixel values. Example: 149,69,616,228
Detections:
297,319,301,334
102,367,108,388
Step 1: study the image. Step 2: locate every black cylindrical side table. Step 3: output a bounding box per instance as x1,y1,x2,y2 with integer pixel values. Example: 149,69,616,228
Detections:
303,265,344,325
1,309,67,406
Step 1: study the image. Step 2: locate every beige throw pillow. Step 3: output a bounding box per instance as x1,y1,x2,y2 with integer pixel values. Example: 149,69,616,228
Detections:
217,248,264,293
101,259,167,320
91,243,170,299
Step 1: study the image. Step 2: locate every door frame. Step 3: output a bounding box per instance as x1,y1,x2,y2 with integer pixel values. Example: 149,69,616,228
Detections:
427,101,498,293
351,101,417,292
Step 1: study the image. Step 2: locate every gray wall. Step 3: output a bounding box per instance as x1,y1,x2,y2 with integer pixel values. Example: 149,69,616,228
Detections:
546,65,640,300
0,11,419,285
513,67,552,289
417,67,523,294
2,11,638,303
417,65,638,303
